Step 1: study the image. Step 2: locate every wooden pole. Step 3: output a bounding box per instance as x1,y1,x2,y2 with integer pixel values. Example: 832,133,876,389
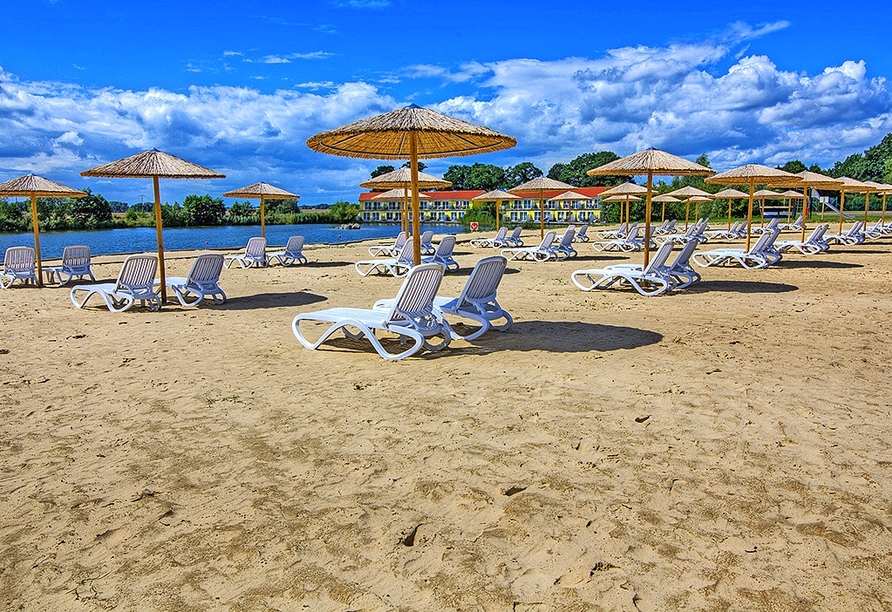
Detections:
684,200,690,230
539,189,545,240
838,189,846,235
745,179,755,252
409,133,421,266
882,192,888,225
727,199,732,230
260,196,266,238
496,200,501,231
402,192,409,235
643,170,654,268
863,192,871,224
153,176,167,302
29,194,43,287
801,186,809,243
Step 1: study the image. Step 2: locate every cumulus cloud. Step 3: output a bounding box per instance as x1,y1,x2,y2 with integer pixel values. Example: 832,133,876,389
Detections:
0,35,891,204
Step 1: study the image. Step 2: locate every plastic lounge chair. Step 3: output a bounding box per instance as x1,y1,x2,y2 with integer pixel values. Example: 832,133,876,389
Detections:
824,221,864,245
163,253,226,307
597,222,629,240
375,255,511,341
355,240,414,277
1,246,39,289
751,218,780,236
46,245,95,286
777,225,829,254
419,230,436,255
470,227,508,248
571,240,675,296
573,223,591,242
292,262,451,360
691,229,781,269
500,231,557,261
553,226,577,258
368,231,407,257
501,227,524,247
593,225,644,252
779,215,804,231
268,236,308,266
225,237,268,268
70,254,161,312
421,235,460,271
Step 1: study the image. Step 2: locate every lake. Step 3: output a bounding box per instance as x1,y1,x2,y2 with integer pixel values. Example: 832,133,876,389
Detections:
0,223,461,259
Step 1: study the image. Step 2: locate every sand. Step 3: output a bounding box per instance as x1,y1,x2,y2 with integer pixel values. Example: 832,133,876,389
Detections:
1,228,892,611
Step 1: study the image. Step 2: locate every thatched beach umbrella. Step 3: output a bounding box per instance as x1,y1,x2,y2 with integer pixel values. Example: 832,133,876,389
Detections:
686,195,712,228
832,177,876,235
753,189,784,227
508,177,574,240
587,148,715,266
223,182,299,239
360,168,451,235
81,149,225,301
307,104,515,265
599,182,648,226
471,189,520,231
864,181,892,225
712,188,750,230
666,186,712,229
795,171,844,242
780,190,804,223
651,193,681,222
706,164,801,251
548,190,593,226
0,174,86,286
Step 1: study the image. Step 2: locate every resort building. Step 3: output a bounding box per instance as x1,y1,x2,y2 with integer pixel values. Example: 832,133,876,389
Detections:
358,186,609,224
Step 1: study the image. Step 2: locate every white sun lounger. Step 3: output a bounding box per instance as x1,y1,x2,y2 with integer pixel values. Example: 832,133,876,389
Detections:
46,245,95,286
501,226,524,247
368,231,407,256
163,253,226,307
470,227,508,248
691,228,781,269
777,224,829,255
268,236,308,266
1,246,39,289
355,240,414,277
500,231,557,261
421,235,460,271
292,263,451,360
70,254,161,312
225,237,268,268
571,240,675,296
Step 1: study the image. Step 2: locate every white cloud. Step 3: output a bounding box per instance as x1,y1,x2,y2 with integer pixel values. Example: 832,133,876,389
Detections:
1,34,891,204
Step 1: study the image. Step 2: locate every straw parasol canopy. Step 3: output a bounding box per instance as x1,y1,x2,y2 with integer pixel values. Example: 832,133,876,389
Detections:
599,182,648,226
586,148,715,266
651,193,681,222
471,189,520,231
602,194,642,202
712,188,750,229
0,174,86,286
307,104,516,265
371,188,432,200
793,171,844,240
81,149,225,301
223,182,299,239
360,168,451,234
666,186,712,199
508,177,574,239
706,164,802,250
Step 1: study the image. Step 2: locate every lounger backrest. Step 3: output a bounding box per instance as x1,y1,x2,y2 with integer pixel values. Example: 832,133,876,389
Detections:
433,235,456,257
558,227,575,246
457,255,507,304
386,263,445,324
187,254,224,284
748,230,775,254
395,239,415,264
537,231,556,250
577,223,589,237
4,246,35,273
668,238,699,270
813,225,828,242
509,227,522,239
394,231,408,249
285,236,305,254
626,226,641,241
420,230,434,245
492,227,508,242
62,245,91,269
115,255,158,292
643,240,674,274
246,237,266,258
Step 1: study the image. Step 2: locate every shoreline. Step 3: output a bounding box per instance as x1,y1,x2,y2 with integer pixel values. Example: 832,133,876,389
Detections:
2,231,891,610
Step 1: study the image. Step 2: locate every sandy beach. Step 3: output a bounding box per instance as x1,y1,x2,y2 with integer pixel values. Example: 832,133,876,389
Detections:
2,228,892,611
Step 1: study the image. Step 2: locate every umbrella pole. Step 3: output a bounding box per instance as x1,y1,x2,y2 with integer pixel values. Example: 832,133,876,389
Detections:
801,187,809,243
402,192,409,235
695,202,700,221
643,171,653,268
838,190,846,235
864,192,870,225
882,193,888,225
661,202,666,223
29,194,43,287
746,179,755,252
685,202,690,230
727,199,732,230
496,201,501,231
150,176,167,302
539,190,545,240
410,133,422,266
787,198,792,223
260,196,266,238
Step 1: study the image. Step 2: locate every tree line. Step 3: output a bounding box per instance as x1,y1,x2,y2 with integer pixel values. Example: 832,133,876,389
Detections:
0,190,360,233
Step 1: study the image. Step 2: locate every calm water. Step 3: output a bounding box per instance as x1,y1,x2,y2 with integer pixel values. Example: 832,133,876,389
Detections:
0,223,460,259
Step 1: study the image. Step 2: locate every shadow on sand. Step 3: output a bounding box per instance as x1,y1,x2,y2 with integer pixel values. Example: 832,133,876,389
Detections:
686,280,798,294
452,321,663,354
774,259,863,269
221,291,328,311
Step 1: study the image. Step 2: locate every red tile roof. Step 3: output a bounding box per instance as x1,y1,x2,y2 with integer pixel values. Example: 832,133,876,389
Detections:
359,186,611,201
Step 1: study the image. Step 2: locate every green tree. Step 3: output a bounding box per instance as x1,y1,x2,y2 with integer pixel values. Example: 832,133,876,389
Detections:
444,163,505,190
72,188,113,228
0,199,27,231
777,160,807,174
548,151,623,187
329,200,360,223
400,161,427,171
444,165,473,189
183,194,226,226
267,198,300,215
505,162,543,188
370,165,395,178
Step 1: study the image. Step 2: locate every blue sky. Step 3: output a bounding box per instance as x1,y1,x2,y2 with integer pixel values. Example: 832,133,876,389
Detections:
1,0,891,205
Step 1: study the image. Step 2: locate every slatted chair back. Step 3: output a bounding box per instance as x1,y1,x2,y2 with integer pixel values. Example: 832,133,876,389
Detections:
62,245,91,271
667,238,699,272
643,240,675,275
458,256,507,305
4,246,35,274
386,263,445,331
537,231,556,250
507,226,522,241
575,223,590,240
432,235,456,259
284,235,305,255
419,230,434,248
245,237,266,259
115,255,158,294
187,254,224,286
